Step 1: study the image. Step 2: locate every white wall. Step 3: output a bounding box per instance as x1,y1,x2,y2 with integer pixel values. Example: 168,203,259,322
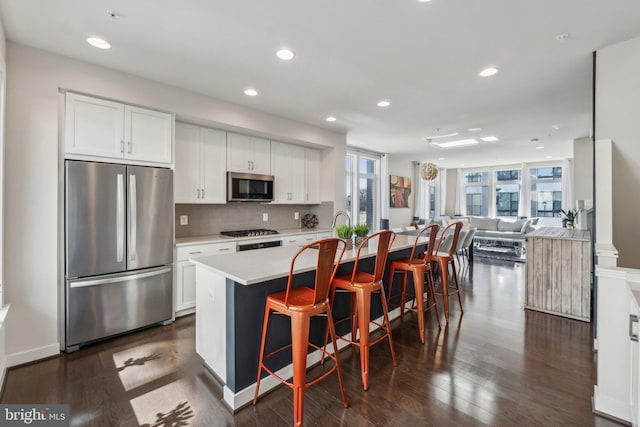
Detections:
573,136,593,202
444,168,458,216
596,36,640,269
3,42,346,364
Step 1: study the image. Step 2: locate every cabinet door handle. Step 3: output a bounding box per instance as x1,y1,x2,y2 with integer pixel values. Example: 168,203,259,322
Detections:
197,189,201,199
631,314,639,342
188,251,203,255
248,160,251,170
218,248,230,252
127,141,132,153
120,140,125,153
202,188,205,198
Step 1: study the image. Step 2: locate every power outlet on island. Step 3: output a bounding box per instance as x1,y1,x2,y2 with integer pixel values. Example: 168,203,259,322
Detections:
263,213,269,222
180,215,188,225
294,212,299,220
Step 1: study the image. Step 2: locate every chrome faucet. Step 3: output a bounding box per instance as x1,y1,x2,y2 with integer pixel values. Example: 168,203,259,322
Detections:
331,210,351,229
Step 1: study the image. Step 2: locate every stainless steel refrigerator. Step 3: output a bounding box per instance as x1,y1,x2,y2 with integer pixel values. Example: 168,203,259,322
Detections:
64,160,174,352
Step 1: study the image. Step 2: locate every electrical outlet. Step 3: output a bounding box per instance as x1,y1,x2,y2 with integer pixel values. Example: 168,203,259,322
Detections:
294,212,299,220
180,215,188,225
263,213,268,222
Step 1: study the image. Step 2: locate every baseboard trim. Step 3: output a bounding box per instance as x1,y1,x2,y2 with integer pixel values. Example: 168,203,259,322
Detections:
6,343,60,368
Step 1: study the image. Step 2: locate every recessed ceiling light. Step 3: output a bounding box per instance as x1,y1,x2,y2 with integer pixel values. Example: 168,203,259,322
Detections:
326,116,337,122
417,0,433,2
377,100,390,107
276,48,294,60
244,88,258,96
552,124,560,130
480,136,499,142
479,67,498,77
424,132,458,140
556,32,570,42
438,157,445,161
467,127,482,132
536,146,544,150
87,37,111,49
433,139,479,148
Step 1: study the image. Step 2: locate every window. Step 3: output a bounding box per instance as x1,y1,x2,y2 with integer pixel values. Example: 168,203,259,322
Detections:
346,151,380,230
529,166,563,225
464,171,489,216
428,185,436,219
495,169,520,217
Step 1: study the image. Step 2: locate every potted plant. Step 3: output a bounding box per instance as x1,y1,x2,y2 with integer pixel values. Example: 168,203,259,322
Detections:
353,224,370,246
561,208,581,229
334,224,355,248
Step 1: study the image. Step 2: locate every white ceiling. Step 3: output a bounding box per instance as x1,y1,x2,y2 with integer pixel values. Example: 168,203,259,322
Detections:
1,0,640,168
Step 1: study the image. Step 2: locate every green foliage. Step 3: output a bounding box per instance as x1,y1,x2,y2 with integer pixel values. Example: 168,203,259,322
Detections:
334,224,354,239
353,224,370,237
561,208,582,221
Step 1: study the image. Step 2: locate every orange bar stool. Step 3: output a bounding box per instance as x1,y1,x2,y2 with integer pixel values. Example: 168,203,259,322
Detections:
253,238,347,426
328,230,397,391
387,224,441,343
431,221,464,321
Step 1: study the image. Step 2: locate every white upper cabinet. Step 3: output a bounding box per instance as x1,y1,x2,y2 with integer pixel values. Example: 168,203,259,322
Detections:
271,142,321,204
65,93,173,165
305,148,321,204
226,132,270,174
175,122,226,204
271,141,306,203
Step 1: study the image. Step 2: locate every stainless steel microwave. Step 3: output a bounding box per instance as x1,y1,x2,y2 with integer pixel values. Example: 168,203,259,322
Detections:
227,172,274,202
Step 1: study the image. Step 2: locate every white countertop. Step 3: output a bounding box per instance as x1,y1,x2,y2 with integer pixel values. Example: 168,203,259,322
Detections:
190,234,427,285
176,228,332,246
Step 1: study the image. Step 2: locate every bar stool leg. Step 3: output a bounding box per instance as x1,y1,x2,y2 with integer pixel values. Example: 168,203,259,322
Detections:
426,268,441,329
411,265,425,344
253,306,271,405
400,272,408,315
291,312,310,426
326,306,348,408
438,258,450,322
354,287,371,390
378,286,398,367
450,260,464,313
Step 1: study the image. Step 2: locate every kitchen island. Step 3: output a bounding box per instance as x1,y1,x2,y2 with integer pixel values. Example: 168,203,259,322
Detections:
191,234,428,411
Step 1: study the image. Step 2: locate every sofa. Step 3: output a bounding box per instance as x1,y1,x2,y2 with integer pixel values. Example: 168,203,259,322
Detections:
428,216,538,257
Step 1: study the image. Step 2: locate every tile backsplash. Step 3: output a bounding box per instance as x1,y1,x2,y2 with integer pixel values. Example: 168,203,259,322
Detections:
175,201,334,238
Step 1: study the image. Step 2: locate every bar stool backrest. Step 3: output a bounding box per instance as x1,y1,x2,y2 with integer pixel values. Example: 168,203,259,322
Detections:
409,223,439,261
350,230,395,283
284,238,346,306
435,221,463,257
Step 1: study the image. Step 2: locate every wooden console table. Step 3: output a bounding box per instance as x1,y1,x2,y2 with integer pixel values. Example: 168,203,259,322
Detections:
525,227,592,322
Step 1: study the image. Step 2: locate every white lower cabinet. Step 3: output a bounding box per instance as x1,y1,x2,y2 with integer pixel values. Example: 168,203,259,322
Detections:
175,241,236,315
281,233,317,247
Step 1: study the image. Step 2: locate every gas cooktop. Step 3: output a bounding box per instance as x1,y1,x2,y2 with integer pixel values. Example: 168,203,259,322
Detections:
220,229,280,238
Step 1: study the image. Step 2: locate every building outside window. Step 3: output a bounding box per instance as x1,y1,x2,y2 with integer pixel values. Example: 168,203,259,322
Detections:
346,151,380,230
529,166,562,226
465,171,490,216
495,169,520,217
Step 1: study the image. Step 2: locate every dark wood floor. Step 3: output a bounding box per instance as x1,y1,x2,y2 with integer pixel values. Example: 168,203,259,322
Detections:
2,258,622,426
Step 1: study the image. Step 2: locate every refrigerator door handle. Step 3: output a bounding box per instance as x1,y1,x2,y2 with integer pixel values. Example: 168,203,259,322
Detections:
129,173,137,261
116,174,125,262
69,267,172,288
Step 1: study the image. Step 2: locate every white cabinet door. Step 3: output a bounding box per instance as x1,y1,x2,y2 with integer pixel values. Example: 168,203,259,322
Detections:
250,137,271,175
124,106,173,164
305,148,321,204
65,93,125,159
176,260,196,313
227,132,270,174
175,123,201,203
200,127,227,203
281,233,317,246
175,124,226,204
271,141,306,203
